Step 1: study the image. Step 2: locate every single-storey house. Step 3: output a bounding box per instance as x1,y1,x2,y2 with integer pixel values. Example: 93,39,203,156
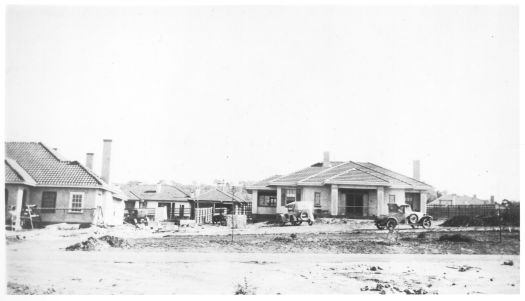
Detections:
192,188,249,215
120,183,193,220
5,140,126,229
246,153,432,218
428,194,492,206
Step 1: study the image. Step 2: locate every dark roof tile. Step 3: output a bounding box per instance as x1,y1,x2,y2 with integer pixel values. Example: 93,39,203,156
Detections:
5,142,103,187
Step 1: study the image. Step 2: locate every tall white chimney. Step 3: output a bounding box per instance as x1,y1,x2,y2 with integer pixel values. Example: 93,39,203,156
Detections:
85,153,94,170
413,160,420,180
156,181,162,193
323,151,331,167
101,139,112,183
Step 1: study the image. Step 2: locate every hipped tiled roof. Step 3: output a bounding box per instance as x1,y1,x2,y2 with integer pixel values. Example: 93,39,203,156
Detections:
120,184,191,201
5,142,103,187
5,163,24,183
193,188,248,204
252,160,432,189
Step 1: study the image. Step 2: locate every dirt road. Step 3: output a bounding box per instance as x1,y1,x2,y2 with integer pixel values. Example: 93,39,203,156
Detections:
6,246,520,294
5,223,521,294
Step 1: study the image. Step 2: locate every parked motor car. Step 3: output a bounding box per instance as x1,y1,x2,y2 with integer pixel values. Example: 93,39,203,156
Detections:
374,204,432,230
276,201,315,226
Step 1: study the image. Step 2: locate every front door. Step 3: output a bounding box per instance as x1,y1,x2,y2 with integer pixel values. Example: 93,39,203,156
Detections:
179,205,185,218
405,193,421,212
345,193,364,216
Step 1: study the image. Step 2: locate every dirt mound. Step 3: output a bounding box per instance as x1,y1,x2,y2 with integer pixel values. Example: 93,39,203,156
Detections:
273,236,293,243
66,236,129,251
99,235,130,248
437,234,473,243
8,282,56,295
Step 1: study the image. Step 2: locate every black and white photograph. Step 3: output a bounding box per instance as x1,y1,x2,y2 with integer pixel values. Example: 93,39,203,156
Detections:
1,0,522,296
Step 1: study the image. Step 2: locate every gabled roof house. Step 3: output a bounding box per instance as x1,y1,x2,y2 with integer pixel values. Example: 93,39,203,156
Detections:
247,153,432,218
5,140,126,229
428,194,493,206
120,183,193,220
192,188,249,214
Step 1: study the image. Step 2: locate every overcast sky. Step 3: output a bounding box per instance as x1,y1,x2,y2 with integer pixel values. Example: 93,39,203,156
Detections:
5,6,519,200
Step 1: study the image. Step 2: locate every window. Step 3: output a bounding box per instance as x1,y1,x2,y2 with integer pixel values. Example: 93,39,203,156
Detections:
282,188,301,205
389,195,396,203
41,191,57,213
258,191,277,207
314,192,321,207
69,192,84,213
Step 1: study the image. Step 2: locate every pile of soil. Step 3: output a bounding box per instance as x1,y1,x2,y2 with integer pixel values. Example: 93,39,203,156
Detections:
99,235,130,248
66,235,129,251
7,282,56,295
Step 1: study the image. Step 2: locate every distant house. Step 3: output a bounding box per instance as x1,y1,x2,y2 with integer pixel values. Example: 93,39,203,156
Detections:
4,140,126,229
192,188,249,214
120,183,193,220
428,194,492,206
246,153,433,218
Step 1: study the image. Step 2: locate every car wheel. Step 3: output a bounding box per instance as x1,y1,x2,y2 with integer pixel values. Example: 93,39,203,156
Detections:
407,214,418,224
386,219,397,231
376,224,385,230
422,218,432,229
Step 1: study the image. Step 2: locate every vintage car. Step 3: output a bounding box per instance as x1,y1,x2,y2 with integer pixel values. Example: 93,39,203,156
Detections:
374,203,432,230
276,201,315,226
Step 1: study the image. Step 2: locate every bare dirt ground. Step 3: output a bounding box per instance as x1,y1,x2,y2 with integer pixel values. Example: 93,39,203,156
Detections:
5,220,521,294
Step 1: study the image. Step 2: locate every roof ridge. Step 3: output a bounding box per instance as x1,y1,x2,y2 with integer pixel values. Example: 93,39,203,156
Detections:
5,158,37,185
351,163,393,183
351,161,414,186
74,161,105,186
322,166,359,183
216,188,244,202
327,164,391,184
39,142,68,162
269,165,322,183
165,183,192,198
363,162,432,187
297,161,350,183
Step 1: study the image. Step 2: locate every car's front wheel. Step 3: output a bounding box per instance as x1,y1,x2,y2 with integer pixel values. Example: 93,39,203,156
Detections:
386,219,397,231
407,214,418,224
421,218,432,229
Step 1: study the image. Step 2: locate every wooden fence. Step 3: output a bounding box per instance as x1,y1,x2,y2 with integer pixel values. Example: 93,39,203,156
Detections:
427,204,518,220
195,207,213,225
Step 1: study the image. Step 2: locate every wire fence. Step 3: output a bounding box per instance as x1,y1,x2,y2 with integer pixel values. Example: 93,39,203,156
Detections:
427,204,518,219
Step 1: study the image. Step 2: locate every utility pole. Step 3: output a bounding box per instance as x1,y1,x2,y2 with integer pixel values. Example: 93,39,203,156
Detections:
231,185,236,242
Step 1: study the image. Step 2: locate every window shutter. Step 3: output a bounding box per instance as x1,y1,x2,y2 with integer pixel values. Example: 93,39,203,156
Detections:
281,189,286,206
296,189,301,202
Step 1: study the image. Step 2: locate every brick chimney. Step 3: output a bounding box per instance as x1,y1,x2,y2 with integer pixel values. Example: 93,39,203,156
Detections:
323,151,331,167
413,160,420,180
85,153,94,170
101,139,112,183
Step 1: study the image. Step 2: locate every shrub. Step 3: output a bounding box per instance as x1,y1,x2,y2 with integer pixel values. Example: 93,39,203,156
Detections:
234,277,256,295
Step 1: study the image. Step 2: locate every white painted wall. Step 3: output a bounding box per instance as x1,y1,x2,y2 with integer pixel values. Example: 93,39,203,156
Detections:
301,186,331,211
385,188,406,206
